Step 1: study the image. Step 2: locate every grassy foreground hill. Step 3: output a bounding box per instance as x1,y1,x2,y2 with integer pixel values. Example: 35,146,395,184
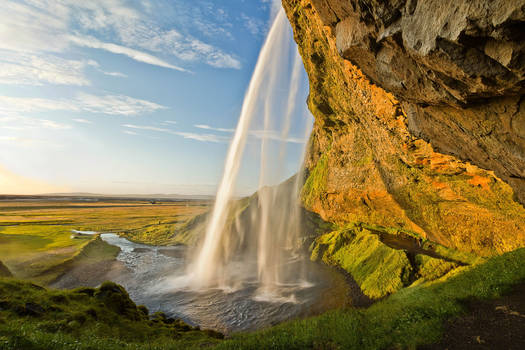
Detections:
1,248,524,349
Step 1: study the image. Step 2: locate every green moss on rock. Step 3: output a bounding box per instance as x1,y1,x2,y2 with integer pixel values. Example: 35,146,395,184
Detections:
301,152,329,210
311,227,412,299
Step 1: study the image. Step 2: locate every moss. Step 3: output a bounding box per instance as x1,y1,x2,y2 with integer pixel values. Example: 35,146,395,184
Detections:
413,254,458,284
311,227,412,299
0,278,220,349
301,152,329,209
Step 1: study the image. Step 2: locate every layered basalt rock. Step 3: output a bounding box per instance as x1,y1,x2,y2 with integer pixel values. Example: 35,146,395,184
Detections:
282,0,525,256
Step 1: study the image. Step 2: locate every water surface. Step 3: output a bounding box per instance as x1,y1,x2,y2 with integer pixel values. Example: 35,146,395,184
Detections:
100,233,349,333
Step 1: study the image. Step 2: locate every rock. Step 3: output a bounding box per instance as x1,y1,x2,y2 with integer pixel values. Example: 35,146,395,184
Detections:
132,247,151,253
301,0,525,204
282,0,525,256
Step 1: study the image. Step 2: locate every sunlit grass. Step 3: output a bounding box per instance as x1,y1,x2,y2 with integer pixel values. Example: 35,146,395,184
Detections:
0,200,209,282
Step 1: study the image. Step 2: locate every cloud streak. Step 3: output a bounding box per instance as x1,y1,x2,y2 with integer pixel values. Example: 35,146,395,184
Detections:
0,115,71,131
193,124,307,144
0,51,92,86
68,36,188,72
122,124,228,143
0,0,242,88
194,124,235,133
0,93,166,116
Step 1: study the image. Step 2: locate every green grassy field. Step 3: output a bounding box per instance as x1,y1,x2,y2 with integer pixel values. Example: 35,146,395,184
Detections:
1,248,524,349
0,200,208,283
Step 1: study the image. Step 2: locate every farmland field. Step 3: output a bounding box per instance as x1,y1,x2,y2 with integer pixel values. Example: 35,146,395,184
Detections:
0,197,209,284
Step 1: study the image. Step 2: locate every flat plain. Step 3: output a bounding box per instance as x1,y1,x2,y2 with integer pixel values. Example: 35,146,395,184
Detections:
0,197,209,284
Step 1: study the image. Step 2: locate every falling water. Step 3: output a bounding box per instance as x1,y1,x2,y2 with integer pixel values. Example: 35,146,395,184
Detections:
191,8,312,293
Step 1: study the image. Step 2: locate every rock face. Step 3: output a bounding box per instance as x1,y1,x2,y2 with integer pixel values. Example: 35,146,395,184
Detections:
282,0,525,256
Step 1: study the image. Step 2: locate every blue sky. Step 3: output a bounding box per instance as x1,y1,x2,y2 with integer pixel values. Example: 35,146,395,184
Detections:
0,0,312,196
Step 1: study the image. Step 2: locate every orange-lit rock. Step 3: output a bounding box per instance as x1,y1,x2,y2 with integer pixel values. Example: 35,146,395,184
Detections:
283,0,525,256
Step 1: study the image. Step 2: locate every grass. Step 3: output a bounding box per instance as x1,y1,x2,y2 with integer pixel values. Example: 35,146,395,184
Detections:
359,222,483,265
1,198,524,349
0,200,209,244
0,225,93,282
0,279,221,350
0,200,209,283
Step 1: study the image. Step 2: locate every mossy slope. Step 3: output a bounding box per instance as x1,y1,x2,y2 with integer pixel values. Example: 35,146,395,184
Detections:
310,225,464,299
0,279,221,350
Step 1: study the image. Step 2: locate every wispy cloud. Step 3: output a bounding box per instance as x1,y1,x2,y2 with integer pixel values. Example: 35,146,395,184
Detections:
0,115,71,131
194,124,234,133
76,93,166,116
132,29,240,69
0,51,92,86
85,60,127,78
0,93,166,116
0,0,242,89
241,13,266,36
122,124,228,143
249,129,307,144
72,118,92,124
163,120,177,125
68,35,188,72
101,71,127,78
193,123,306,143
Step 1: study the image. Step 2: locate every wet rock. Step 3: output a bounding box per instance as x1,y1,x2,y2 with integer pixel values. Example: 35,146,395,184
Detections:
132,247,151,253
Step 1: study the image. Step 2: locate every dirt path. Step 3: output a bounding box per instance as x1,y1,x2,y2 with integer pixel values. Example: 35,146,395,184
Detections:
420,283,525,349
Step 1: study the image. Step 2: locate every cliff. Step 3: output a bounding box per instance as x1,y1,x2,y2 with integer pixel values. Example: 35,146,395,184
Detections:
282,0,525,257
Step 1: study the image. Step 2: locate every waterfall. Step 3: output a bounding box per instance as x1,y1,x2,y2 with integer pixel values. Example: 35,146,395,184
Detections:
190,7,313,292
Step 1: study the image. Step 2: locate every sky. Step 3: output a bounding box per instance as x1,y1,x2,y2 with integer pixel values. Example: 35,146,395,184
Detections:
0,0,312,196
